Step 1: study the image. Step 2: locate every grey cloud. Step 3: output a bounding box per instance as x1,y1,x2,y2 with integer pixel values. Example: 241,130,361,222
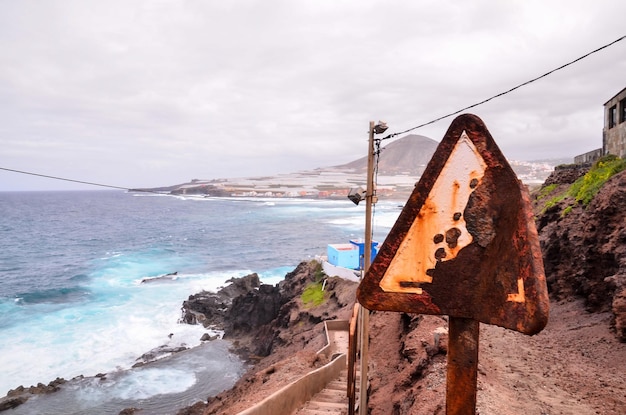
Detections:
1,0,625,190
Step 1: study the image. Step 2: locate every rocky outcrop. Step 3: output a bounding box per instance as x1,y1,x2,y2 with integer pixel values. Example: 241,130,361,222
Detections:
535,168,626,341
178,261,358,415
543,163,589,185
0,378,67,412
132,345,189,368
180,261,358,359
180,273,261,327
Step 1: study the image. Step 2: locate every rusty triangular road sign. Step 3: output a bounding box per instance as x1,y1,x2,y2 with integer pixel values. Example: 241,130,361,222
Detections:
357,114,549,335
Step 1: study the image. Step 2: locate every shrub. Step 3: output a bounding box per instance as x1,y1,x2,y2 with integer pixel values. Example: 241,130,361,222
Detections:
302,282,325,307
536,184,558,201
541,193,567,214
568,156,625,206
561,205,573,217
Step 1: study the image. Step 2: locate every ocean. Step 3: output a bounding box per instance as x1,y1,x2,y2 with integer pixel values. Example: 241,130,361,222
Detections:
0,190,400,414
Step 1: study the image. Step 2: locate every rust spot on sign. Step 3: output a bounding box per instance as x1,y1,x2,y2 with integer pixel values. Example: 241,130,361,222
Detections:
357,114,549,335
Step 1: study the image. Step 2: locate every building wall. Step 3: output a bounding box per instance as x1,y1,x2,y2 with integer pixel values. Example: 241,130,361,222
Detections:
603,87,626,159
574,148,603,164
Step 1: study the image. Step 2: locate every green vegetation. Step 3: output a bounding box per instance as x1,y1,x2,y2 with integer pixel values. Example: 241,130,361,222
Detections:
539,184,568,214
568,155,626,206
542,193,567,212
561,205,573,217
300,261,328,307
536,184,558,201
537,155,624,215
555,163,579,170
313,265,326,283
302,282,325,307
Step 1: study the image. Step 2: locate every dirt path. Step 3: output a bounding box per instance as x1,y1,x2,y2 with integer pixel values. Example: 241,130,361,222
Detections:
478,298,626,415
196,297,626,415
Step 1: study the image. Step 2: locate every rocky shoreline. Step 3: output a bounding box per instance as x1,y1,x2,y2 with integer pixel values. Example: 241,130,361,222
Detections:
175,166,626,415
0,261,347,414
3,166,625,415
0,271,280,413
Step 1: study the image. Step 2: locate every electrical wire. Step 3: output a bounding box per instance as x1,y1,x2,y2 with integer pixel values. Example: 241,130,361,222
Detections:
0,167,143,192
379,35,626,142
370,139,382,241
1,35,624,191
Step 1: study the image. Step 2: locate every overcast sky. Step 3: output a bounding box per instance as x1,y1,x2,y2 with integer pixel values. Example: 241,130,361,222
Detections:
1,0,625,191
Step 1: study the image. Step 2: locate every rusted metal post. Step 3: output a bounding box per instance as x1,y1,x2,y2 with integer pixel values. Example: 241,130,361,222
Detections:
356,115,550,414
348,304,359,415
358,121,376,415
446,317,479,415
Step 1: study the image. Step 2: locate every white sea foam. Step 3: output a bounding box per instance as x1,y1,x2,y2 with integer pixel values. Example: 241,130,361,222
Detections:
107,368,197,400
0,192,394,411
0,268,249,396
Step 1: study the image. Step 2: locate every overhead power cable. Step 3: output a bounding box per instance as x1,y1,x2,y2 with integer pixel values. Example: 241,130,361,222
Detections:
379,35,626,142
2,36,624,190
0,167,135,191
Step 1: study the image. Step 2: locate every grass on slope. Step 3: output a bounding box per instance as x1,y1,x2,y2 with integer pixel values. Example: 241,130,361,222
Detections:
539,155,625,215
567,155,625,206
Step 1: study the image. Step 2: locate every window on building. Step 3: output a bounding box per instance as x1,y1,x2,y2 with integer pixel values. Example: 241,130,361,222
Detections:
609,105,617,128
621,98,626,123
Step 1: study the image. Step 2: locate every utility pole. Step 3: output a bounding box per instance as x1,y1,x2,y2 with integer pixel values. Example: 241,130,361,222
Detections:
359,120,386,415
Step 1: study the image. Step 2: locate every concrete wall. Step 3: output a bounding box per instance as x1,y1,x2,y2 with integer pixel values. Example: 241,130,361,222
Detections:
236,354,347,415
237,319,350,415
574,148,602,164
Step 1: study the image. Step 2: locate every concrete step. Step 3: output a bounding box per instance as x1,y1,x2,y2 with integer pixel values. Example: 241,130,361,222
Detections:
293,365,362,414
311,390,346,402
296,409,346,415
295,400,349,413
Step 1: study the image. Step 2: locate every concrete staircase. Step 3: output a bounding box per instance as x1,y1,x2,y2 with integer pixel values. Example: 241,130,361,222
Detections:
294,370,359,415
237,312,361,415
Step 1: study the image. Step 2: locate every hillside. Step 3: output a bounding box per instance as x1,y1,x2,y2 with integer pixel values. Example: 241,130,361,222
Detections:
535,161,626,340
133,134,558,198
173,161,626,415
338,134,439,176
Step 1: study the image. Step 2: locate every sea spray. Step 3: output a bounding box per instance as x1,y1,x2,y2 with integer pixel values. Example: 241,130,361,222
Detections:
0,191,399,413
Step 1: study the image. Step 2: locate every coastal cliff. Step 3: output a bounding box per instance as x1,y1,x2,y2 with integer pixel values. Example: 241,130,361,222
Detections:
536,164,626,340
176,161,626,415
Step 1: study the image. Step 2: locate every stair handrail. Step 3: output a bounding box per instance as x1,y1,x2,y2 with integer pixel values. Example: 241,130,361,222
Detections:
347,303,360,415
237,318,350,415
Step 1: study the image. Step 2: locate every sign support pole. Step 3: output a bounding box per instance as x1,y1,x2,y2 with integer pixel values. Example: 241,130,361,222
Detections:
358,121,376,415
446,317,479,415
356,114,550,415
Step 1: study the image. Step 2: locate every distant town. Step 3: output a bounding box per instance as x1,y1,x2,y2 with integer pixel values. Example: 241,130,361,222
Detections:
136,86,626,201
133,158,562,201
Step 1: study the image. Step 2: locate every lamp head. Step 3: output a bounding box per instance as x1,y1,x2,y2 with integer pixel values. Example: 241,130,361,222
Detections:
373,121,388,134
348,187,366,205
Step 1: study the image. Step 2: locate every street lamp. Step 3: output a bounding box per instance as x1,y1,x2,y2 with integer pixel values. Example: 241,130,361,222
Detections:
359,120,387,415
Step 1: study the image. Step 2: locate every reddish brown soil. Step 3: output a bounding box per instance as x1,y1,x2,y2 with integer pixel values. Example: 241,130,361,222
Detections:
188,295,626,415
476,298,625,415
182,169,626,415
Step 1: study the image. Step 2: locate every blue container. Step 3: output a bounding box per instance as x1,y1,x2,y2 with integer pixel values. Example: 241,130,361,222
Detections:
327,243,360,270
349,239,379,265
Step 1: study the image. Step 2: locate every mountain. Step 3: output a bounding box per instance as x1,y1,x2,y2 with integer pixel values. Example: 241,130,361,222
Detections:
337,134,440,176
134,134,562,198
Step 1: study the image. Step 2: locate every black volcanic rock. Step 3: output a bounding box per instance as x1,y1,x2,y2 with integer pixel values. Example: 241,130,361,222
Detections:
543,163,589,185
0,396,28,411
180,261,358,359
225,284,283,335
180,273,260,327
